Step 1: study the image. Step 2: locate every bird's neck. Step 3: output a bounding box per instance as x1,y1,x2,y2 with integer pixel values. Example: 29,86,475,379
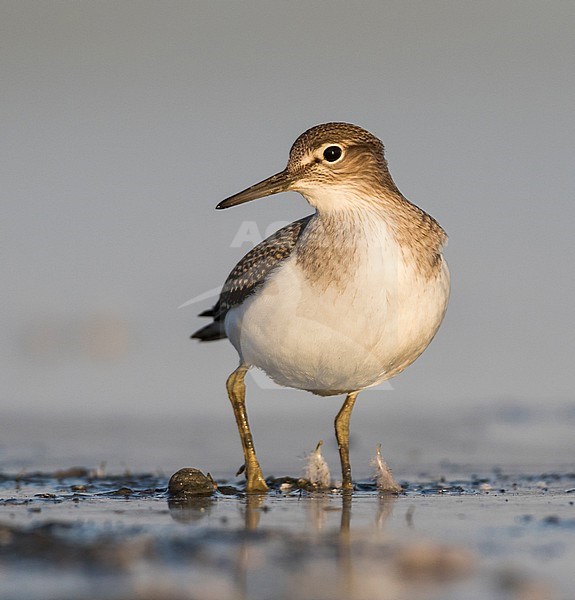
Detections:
295,188,447,285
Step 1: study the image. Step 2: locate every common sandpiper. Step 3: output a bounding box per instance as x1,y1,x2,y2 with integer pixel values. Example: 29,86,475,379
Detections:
193,122,450,492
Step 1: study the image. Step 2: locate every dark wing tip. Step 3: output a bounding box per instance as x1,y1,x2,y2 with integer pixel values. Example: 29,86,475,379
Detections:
191,321,227,342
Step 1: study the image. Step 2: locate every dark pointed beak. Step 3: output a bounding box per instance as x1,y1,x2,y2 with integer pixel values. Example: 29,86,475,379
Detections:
216,169,294,210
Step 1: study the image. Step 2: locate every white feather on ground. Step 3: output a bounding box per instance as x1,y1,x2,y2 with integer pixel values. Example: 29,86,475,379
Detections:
371,443,402,493
303,440,331,489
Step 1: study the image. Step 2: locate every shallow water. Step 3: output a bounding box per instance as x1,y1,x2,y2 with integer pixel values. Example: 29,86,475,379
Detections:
1,468,574,599
1,408,574,599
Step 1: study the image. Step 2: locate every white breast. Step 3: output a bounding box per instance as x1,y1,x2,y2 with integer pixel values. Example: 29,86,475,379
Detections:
225,215,449,396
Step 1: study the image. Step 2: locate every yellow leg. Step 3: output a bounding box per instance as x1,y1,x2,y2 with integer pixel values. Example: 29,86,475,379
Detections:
334,391,359,491
226,366,268,493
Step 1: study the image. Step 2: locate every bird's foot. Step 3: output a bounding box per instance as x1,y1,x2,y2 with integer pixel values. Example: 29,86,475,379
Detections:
236,460,268,493
245,469,269,493
340,480,355,493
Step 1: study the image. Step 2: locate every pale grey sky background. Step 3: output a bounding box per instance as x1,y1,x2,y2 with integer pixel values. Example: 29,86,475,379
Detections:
2,1,574,442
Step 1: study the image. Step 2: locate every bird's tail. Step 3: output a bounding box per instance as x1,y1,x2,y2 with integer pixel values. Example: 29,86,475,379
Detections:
191,320,227,341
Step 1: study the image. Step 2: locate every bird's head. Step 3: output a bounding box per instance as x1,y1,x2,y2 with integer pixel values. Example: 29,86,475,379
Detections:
216,122,396,212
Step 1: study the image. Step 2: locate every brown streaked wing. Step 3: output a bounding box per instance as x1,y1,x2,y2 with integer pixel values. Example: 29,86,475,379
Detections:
191,215,313,341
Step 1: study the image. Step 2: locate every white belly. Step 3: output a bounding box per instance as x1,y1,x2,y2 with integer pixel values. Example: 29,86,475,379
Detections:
225,239,450,396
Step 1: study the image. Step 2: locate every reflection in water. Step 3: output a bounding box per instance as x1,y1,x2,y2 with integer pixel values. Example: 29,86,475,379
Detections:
236,494,266,600
376,493,397,530
338,493,353,600
167,495,215,523
339,493,397,600
242,492,266,532
167,491,398,600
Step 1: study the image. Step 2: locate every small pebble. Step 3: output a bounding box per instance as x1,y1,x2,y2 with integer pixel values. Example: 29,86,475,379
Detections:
168,468,216,498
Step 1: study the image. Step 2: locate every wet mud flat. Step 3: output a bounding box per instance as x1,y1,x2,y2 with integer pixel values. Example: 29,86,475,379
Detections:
1,468,574,600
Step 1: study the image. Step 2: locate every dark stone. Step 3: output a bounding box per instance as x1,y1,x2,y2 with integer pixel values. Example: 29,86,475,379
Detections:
168,468,216,498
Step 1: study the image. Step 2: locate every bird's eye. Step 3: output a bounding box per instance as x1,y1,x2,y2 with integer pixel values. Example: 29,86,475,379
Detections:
323,145,343,162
